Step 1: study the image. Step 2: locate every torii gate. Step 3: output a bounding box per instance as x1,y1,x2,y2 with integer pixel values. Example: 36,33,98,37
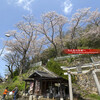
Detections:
61,49,100,100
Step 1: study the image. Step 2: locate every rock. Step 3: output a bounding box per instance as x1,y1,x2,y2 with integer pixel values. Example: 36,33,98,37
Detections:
38,95,43,100
29,95,33,100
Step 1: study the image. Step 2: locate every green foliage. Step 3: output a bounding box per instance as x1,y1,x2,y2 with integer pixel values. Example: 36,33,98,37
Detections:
46,59,67,79
46,59,77,82
0,76,25,96
0,84,6,95
64,25,100,49
13,69,19,76
87,94,100,100
41,48,57,64
67,57,75,63
13,76,18,82
77,32,100,49
7,76,25,91
78,37,89,48
65,41,71,49
8,81,25,91
65,40,78,49
77,46,89,49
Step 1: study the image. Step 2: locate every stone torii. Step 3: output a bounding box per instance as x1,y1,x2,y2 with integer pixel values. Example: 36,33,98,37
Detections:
61,61,100,100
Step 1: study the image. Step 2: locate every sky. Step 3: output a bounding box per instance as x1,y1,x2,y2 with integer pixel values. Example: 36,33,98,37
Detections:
0,0,100,77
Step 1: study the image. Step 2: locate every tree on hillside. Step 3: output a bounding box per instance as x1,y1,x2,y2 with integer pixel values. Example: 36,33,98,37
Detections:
29,36,48,63
87,9,100,27
37,11,68,56
5,16,38,75
4,52,16,78
3,52,21,78
81,9,100,48
69,8,90,48
40,48,57,64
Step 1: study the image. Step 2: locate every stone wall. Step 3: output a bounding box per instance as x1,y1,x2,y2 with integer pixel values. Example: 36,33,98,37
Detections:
76,71,98,94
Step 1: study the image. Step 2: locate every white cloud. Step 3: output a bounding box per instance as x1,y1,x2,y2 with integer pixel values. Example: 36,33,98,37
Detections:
7,0,35,13
63,0,73,14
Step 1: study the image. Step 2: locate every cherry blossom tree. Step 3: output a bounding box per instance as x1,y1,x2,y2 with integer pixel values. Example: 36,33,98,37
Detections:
5,16,38,74
29,36,48,62
86,9,100,37
37,11,68,56
87,9,100,27
77,8,100,48
69,8,91,48
3,52,20,78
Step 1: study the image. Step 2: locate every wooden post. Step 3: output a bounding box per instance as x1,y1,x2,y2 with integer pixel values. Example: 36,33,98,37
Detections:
60,81,64,100
33,80,36,94
25,81,27,94
40,79,42,95
44,81,46,94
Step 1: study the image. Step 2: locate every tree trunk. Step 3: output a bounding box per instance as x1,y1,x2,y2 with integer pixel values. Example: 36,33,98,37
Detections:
53,42,58,57
7,65,13,78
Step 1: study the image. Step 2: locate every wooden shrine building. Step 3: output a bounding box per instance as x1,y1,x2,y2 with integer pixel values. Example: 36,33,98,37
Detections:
24,71,68,99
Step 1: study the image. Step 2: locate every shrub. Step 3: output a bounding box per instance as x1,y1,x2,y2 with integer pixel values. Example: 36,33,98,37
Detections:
46,59,68,79
40,48,57,64
8,79,25,91
67,57,75,63
13,69,19,76
13,76,18,82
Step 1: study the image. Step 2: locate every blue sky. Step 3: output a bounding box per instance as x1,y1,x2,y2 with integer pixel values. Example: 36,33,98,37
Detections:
0,0,100,77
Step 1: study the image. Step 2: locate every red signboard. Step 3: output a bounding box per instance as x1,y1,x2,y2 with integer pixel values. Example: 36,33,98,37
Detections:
63,49,100,54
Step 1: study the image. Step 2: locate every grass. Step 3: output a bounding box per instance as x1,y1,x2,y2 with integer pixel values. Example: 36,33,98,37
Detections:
86,94,100,100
